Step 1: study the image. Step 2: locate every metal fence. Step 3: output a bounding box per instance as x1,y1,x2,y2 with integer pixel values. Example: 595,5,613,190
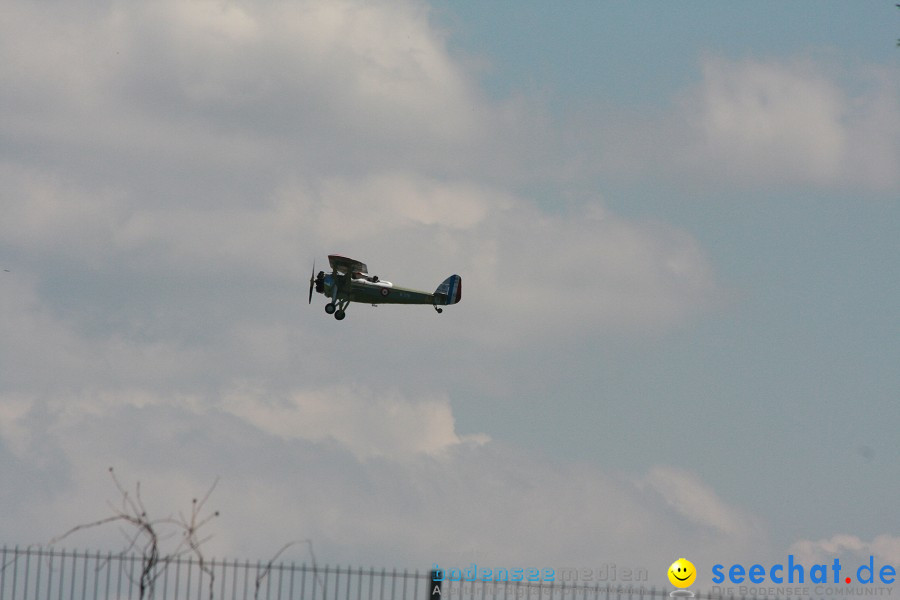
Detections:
0,546,689,600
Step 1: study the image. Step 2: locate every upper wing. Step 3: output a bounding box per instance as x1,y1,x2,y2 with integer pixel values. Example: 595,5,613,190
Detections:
328,255,368,276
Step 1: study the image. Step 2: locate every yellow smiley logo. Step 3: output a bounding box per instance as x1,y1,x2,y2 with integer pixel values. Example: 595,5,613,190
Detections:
668,558,696,588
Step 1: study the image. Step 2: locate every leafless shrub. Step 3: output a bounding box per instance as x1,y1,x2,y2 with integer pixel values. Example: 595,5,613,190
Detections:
50,467,220,599
254,539,323,600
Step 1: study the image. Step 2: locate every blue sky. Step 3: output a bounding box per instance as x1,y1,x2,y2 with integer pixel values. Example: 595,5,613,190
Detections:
0,0,898,586
434,1,896,105
431,0,900,543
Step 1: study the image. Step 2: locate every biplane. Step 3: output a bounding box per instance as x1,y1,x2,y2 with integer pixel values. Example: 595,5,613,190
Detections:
308,255,462,320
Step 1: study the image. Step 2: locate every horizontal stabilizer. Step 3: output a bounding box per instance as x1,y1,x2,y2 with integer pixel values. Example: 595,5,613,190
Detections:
434,274,462,306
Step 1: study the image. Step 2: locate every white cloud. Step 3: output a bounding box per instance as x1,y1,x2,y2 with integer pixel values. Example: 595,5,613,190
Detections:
682,57,900,189
641,466,760,540
309,173,501,243
696,57,846,185
0,0,484,174
839,66,900,191
470,205,717,337
0,274,211,393
0,386,768,573
221,384,489,461
558,56,900,192
0,165,125,261
790,534,900,566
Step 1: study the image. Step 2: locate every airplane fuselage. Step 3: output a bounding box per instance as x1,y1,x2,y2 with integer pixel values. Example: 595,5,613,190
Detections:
321,274,437,305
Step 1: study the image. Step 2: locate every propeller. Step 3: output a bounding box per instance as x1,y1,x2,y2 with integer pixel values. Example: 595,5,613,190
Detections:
308,260,316,304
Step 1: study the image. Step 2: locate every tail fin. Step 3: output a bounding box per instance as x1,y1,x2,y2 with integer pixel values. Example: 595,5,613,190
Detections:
434,274,462,306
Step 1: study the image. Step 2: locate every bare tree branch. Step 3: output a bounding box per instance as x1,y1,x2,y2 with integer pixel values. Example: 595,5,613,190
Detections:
254,539,322,600
50,468,317,600
49,467,220,600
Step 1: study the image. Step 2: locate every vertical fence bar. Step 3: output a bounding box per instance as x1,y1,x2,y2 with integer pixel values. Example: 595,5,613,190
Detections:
203,558,211,600
228,559,234,600
254,560,262,600
185,556,192,600
114,552,123,600
245,557,252,600
0,546,5,600
70,550,78,600
102,551,111,600
330,566,337,600
192,557,199,600
173,556,181,600
231,558,240,600
56,548,65,600
158,555,166,600
197,557,203,600
96,551,103,600
21,546,30,600
38,546,46,600
222,559,230,600
81,550,88,600
276,562,283,600
11,546,19,600
313,562,319,600
300,562,307,600
95,550,104,600
344,565,351,600
128,552,136,600
288,563,296,600
0,546,10,600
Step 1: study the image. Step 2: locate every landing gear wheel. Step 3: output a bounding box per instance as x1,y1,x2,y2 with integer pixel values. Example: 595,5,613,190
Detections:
334,310,346,320
325,303,336,314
